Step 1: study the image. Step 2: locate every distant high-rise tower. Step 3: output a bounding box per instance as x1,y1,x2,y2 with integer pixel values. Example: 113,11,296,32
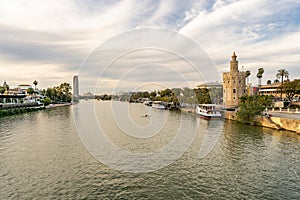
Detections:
73,75,79,101
223,52,246,107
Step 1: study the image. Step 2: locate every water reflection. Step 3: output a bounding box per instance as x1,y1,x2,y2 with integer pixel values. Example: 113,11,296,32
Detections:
0,101,299,199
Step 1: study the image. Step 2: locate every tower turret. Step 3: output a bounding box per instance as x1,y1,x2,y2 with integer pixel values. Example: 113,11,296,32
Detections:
230,52,238,72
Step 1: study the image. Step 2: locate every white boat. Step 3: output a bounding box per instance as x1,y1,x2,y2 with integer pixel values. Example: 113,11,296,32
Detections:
196,104,222,119
152,101,166,109
143,100,152,106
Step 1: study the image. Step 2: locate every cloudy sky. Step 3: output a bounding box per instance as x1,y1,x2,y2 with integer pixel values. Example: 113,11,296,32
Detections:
0,0,299,94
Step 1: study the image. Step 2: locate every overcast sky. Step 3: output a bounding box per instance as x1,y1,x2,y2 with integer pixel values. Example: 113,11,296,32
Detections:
0,0,299,94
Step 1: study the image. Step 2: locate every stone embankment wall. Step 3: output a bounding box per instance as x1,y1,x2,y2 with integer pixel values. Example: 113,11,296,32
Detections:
225,111,237,120
225,111,300,134
258,116,281,130
269,116,300,134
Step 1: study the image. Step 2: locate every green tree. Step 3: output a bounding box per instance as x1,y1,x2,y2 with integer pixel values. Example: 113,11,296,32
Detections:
194,88,211,104
27,88,34,95
150,91,157,100
274,79,280,83
276,69,289,84
45,82,72,103
2,81,9,94
267,80,272,85
160,89,172,98
237,95,271,125
278,79,300,101
46,88,53,100
276,69,289,100
59,82,72,102
256,68,264,87
142,91,150,98
0,86,5,94
43,97,51,106
41,89,46,96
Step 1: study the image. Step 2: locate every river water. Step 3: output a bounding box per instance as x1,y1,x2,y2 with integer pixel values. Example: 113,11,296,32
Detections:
0,100,299,199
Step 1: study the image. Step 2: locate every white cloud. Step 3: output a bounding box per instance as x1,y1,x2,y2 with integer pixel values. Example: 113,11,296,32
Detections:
0,0,299,92
179,0,300,85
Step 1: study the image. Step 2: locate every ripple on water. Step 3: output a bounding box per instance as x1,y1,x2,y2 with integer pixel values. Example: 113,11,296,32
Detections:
0,102,299,199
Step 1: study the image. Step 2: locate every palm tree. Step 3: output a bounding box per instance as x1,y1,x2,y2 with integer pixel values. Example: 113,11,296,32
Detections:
256,68,264,87
276,69,289,100
33,80,38,91
3,81,9,94
276,69,289,84
33,80,38,102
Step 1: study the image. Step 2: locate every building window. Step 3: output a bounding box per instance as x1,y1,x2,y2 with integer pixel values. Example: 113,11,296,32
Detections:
233,97,235,100
234,80,235,83
233,89,236,93
244,89,246,93
228,81,229,83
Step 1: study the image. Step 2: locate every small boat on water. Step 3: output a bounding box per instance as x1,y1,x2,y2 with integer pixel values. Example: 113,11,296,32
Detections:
152,101,166,109
143,100,152,106
196,104,222,120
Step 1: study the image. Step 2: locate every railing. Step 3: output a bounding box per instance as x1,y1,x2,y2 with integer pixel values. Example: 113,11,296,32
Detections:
0,102,42,110
265,107,300,113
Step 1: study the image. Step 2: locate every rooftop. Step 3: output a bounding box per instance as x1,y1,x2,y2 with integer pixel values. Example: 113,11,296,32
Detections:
260,83,281,89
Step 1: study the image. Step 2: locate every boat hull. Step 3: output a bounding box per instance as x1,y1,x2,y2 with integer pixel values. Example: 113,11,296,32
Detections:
195,104,222,120
196,113,222,120
152,104,166,109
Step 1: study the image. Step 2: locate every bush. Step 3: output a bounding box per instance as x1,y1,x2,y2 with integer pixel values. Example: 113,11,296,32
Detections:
43,97,51,106
237,95,272,125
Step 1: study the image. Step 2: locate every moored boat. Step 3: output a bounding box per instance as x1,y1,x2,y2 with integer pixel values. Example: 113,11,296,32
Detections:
196,104,222,119
152,101,166,109
143,100,152,106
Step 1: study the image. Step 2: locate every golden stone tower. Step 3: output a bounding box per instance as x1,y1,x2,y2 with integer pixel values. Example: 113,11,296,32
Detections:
223,52,246,107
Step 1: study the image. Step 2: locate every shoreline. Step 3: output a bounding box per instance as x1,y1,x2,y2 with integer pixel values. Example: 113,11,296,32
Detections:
45,103,72,109
225,110,300,134
0,102,72,118
0,105,45,118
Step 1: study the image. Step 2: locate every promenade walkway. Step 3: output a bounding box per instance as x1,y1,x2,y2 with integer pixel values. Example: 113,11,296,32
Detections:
265,108,300,120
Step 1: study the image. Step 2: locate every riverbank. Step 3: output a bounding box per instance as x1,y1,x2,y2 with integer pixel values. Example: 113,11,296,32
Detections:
0,106,45,117
0,102,71,118
225,110,300,134
45,103,72,109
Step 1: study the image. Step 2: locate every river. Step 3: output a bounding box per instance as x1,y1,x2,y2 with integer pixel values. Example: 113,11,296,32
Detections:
0,100,299,199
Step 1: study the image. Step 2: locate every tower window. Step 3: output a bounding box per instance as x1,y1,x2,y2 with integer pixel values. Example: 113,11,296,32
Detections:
233,89,236,93
233,97,235,100
228,81,229,83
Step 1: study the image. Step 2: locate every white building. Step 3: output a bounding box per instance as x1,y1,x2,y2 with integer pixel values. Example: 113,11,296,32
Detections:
73,75,79,99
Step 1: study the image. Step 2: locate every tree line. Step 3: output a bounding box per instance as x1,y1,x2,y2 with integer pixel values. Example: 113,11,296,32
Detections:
116,87,223,105
42,82,72,104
